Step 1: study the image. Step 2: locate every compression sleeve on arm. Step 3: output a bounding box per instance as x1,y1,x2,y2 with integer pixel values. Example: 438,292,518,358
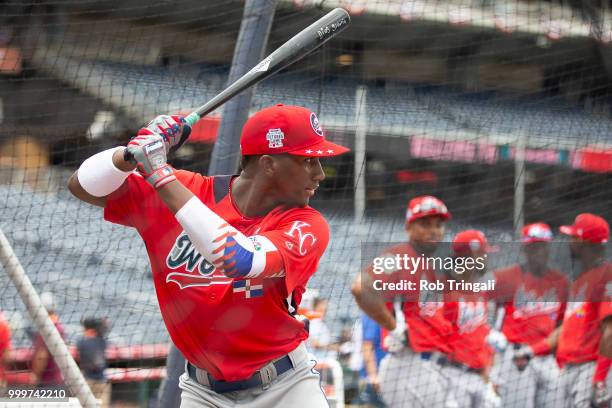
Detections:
175,196,283,279
77,147,133,197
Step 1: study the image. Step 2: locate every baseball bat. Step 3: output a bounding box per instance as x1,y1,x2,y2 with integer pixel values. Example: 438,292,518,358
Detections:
183,7,351,129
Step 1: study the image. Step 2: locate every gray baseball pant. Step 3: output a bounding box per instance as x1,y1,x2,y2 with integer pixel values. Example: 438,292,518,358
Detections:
178,342,329,408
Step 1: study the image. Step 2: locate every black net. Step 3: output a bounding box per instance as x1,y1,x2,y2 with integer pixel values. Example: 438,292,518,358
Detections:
0,0,610,406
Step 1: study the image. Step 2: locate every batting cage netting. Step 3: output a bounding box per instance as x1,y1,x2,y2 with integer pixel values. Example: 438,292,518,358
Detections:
0,0,611,407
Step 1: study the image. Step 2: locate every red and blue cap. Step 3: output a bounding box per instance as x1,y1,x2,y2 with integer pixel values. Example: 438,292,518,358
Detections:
452,229,499,256
240,104,349,157
522,223,553,244
560,213,609,244
405,195,451,224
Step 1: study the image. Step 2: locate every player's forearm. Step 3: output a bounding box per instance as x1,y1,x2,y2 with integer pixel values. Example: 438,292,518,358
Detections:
600,318,612,358
2,349,11,366
156,179,195,214
31,350,48,381
352,276,395,331
156,189,282,279
362,342,378,379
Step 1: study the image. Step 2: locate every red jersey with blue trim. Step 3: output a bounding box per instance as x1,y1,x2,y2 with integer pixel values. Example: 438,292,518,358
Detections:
104,171,330,381
557,263,612,366
443,289,493,370
494,264,568,346
372,244,453,354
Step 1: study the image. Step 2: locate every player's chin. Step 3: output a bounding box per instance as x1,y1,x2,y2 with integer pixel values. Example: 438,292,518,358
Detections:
297,190,314,206
420,241,439,254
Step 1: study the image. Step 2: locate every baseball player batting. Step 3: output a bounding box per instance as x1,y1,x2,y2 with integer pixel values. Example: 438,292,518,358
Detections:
491,222,569,408
68,104,349,407
352,196,454,408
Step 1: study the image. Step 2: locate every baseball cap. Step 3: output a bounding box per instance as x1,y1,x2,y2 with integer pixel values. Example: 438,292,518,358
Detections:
405,195,451,224
240,104,349,157
452,230,499,256
522,223,553,244
559,213,609,244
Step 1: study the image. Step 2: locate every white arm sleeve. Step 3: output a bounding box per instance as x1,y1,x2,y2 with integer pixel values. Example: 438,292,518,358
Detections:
77,147,133,197
175,196,279,278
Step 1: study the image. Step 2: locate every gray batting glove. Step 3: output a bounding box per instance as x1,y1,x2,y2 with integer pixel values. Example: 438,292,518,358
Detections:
136,114,190,153
126,134,176,189
592,382,611,408
383,326,407,353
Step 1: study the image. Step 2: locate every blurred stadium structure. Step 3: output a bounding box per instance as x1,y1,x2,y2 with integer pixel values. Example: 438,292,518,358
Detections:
0,0,611,406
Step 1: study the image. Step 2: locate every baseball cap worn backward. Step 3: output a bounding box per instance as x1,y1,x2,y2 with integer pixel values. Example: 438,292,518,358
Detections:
522,222,553,244
240,104,349,157
560,213,609,244
452,230,499,256
405,195,451,224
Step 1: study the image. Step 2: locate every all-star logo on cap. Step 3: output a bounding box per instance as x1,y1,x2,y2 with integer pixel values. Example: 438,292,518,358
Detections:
310,112,324,136
240,104,349,157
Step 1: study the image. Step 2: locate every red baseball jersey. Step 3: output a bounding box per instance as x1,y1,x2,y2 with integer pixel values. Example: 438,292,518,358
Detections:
371,244,453,354
105,171,330,381
557,263,612,366
444,288,493,370
0,313,10,382
494,264,568,345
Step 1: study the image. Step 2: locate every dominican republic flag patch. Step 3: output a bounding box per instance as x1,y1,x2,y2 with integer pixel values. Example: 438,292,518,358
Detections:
233,279,264,299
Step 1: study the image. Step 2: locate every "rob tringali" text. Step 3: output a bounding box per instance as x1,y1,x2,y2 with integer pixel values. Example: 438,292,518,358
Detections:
372,279,495,293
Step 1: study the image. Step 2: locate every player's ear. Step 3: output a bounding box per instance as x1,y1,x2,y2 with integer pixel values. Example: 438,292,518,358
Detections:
259,155,277,177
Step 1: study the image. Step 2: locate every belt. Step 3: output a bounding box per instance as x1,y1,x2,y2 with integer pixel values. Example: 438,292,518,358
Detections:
420,352,434,361
437,356,484,374
186,351,298,394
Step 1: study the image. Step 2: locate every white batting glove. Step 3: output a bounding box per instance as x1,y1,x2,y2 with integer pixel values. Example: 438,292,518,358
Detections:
383,325,407,353
137,114,190,153
486,330,508,353
126,134,176,189
592,382,611,408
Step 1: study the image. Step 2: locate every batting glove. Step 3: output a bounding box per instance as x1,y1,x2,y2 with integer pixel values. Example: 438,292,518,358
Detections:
486,330,508,353
137,114,191,154
592,382,611,408
126,134,176,189
383,326,407,353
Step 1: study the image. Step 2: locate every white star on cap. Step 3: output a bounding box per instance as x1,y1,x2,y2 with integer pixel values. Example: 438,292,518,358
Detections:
305,149,313,154
316,150,323,154
327,149,334,153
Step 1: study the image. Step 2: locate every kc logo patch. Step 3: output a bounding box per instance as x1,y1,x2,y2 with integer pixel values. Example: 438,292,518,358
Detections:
266,128,284,148
284,221,317,256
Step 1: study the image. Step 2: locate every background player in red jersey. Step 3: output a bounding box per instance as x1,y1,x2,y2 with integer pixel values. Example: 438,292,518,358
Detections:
513,214,611,408
68,104,349,407
492,223,569,408
0,310,11,395
352,196,453,408
442,229,500,408
556,214,611,408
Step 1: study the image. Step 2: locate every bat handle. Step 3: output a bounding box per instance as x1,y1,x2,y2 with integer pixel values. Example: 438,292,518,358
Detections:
184,112,200,127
